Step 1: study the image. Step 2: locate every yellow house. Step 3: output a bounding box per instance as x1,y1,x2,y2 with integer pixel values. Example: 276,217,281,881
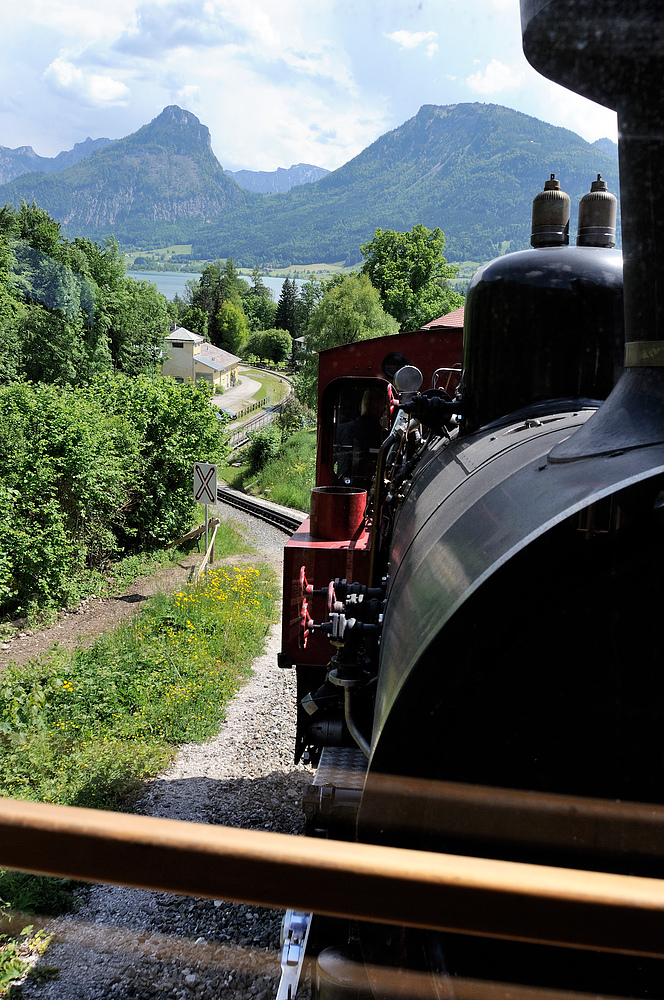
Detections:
161,325,240,389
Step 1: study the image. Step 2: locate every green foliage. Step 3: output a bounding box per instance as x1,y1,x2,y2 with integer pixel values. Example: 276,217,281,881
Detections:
0,561,276,809
306,273,399,351
213,299,248,354
0,202,174,385
0,871,76,915
275,277,299,336
361,224,463,330
0,924,53,994
249,429,316,510
244,426,281,474
242,327,292,363
98,277,170,375
274,394,315,441
0,376,227,620
239,269,278,332
296,274,399,408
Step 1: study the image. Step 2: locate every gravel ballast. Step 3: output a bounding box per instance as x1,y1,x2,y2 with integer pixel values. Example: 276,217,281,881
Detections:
20,507,314,1000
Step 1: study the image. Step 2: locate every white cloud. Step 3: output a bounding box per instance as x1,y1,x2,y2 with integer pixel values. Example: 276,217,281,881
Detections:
385,30,438,51
44,57,130,105
533,74,618,144
426,43,439,59
177,84,201,103
22,0,136,40
466,58,523,94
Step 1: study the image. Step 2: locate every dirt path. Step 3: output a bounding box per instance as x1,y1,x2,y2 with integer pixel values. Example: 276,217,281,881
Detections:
0,501,287,671
0,554,207,671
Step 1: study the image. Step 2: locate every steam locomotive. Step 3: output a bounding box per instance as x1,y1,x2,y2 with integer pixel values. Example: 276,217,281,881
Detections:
278,0,664,995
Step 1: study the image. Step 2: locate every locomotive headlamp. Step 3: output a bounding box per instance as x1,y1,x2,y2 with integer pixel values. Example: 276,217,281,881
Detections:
394,365,423,403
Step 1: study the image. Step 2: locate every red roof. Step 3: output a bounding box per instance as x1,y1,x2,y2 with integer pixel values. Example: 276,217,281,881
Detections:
419,306,465,330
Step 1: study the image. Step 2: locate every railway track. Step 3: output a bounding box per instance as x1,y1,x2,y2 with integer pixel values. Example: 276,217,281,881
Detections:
216,485,306,535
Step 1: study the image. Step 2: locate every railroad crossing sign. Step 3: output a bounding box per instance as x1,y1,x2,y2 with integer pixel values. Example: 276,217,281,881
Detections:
193,462,217,503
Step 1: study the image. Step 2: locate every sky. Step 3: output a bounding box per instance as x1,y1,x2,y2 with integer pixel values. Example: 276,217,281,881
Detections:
0,0,618,174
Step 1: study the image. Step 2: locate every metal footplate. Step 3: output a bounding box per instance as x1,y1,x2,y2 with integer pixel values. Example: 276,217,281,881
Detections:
276,909,312,1000
303,747,368,840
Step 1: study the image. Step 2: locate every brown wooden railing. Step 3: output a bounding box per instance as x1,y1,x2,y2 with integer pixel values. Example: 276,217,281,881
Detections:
1,791,664,959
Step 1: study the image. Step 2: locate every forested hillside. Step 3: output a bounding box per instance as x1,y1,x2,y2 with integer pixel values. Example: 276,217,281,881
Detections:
0,107,247,248
193,104,620,264
0,103,619,264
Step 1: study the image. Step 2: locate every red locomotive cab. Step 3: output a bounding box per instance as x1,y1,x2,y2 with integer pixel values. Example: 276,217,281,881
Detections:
279,325,463,763
319,378,392,492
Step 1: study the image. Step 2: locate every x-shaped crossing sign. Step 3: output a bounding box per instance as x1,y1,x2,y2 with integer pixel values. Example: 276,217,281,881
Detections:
193,462,217,504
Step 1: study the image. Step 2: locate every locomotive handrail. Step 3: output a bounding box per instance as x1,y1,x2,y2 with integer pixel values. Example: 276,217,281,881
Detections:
2,796,664,959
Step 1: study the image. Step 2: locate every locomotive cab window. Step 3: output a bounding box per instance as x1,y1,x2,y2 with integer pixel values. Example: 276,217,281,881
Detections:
321,378,389,490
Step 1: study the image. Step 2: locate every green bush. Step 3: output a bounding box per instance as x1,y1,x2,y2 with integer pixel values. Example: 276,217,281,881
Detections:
0,375,228,620
245,426,281,474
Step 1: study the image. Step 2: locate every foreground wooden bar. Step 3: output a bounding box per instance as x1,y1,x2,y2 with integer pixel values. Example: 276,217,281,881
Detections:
0,797,664,958
361,774,664,858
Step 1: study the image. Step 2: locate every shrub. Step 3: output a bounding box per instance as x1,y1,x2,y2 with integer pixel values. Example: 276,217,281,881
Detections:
245,426,281,475
0,375,228,620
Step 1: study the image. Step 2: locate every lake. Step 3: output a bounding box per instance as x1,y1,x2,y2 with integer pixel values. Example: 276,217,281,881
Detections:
127,270,309,301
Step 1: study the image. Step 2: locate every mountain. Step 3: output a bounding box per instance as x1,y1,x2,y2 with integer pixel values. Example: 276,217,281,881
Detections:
193,103,620,264
592,137,619,160
0,106,246,246
225,163,330,194
0,136,113,185
0,103,620,263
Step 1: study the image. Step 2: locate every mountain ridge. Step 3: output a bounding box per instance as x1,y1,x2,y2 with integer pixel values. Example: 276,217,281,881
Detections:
0,135,114,185
225,162,330,193
0,102,620,263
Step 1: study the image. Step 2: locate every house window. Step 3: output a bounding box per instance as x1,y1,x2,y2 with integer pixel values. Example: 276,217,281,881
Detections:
172,342,184,349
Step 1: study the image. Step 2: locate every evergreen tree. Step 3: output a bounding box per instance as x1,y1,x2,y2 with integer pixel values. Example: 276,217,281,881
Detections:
241,268,277,331
250,265,270,298
275,277,299,336
220,257,243,307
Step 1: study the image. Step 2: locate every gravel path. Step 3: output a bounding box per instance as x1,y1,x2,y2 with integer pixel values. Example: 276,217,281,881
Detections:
20,505,313,1000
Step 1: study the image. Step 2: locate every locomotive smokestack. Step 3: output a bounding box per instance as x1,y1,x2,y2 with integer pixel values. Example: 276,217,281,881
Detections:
522,0,664,459
577,175,617,248
531,174,570,247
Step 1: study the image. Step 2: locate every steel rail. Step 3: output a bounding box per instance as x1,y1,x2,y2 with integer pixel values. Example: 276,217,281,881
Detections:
1,797,664,959
216,485,305,534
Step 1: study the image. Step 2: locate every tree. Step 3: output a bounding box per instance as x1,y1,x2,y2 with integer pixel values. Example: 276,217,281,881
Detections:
220,257,243,308
101,277,171,375
296,277,326,334
360,224,463,330
214,299,249,354
296,274,398,408
275,277,299,336
240,266,277,331
259,327,292,363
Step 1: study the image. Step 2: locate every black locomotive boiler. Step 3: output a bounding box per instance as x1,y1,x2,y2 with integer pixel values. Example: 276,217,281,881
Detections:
278,0,664,995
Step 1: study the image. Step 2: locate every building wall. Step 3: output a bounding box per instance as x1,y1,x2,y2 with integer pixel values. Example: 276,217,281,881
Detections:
162,342,239,388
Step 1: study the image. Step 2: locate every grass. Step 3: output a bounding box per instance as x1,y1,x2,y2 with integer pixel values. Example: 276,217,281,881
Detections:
265,262,359,276
0,513,227,634
0,519,275,959
0,924,54,996
241,368,289,406
0,561,276,808
226,428,316,511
